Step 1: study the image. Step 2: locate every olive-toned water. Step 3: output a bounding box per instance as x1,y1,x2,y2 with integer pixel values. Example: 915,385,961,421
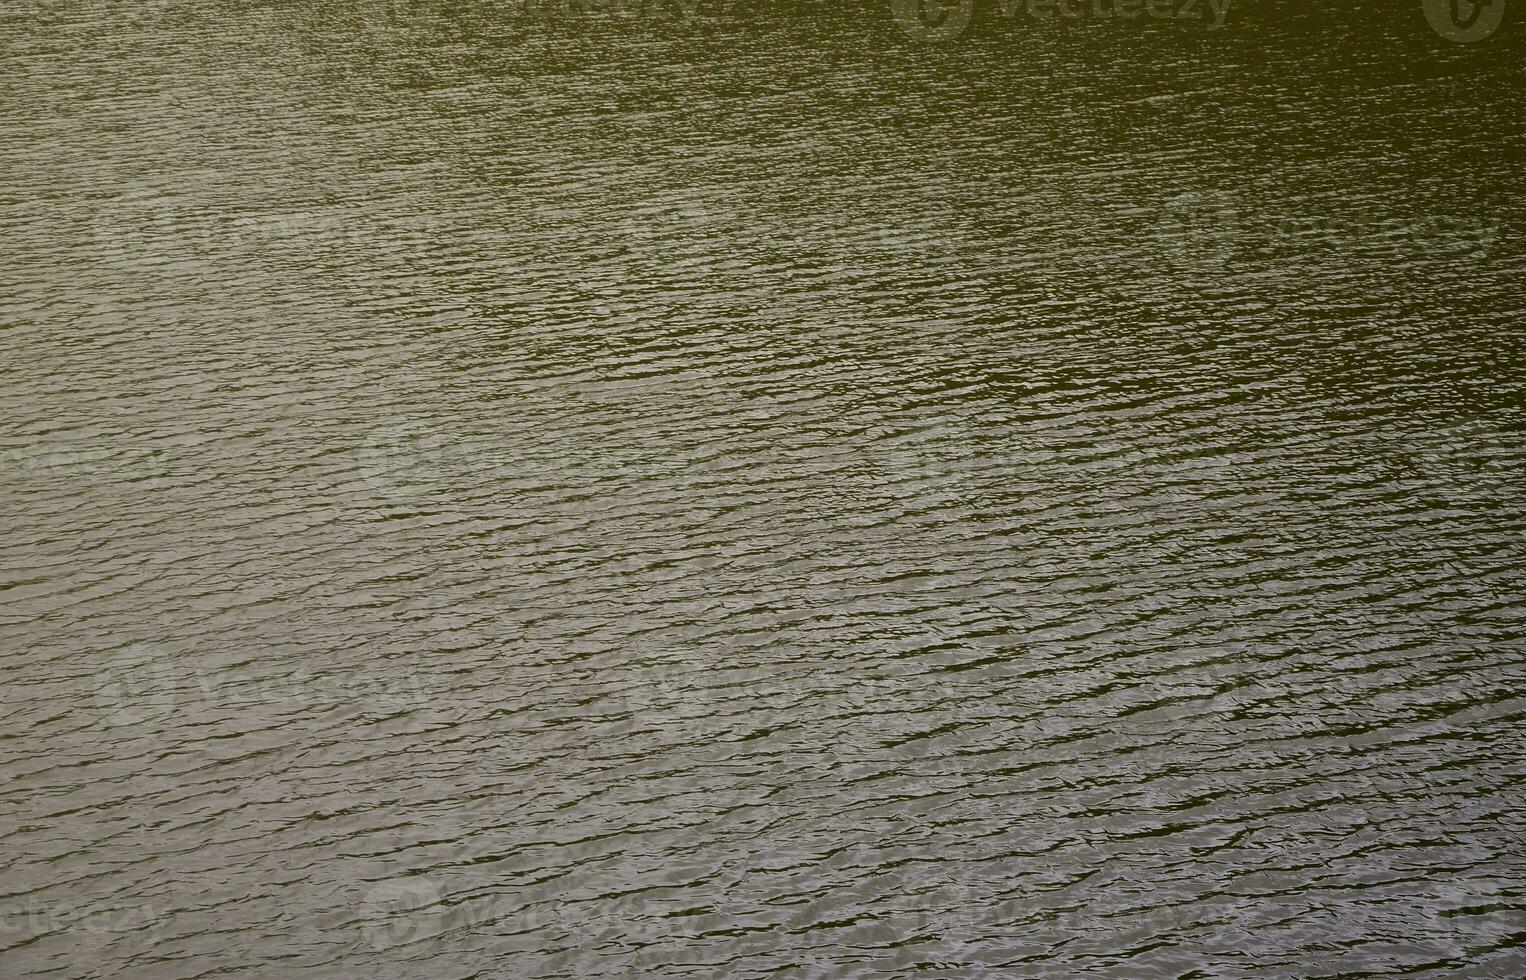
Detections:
3,2,1524,977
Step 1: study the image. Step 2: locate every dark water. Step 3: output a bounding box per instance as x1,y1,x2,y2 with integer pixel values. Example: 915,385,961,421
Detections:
3,1,1525,976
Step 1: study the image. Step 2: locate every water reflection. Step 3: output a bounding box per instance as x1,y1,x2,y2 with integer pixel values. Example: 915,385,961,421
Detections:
2,1,1523,977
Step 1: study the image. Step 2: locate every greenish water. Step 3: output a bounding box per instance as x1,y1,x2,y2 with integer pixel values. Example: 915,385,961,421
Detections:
2,2,1523,977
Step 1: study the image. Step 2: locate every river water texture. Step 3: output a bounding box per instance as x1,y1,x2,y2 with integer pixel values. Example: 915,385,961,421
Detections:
2,1,1524,977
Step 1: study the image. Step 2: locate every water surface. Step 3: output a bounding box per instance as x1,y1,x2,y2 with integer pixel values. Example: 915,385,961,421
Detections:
3,2,1524,977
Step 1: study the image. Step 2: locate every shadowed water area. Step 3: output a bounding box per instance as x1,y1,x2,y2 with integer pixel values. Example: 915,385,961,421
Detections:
3,1,1525,976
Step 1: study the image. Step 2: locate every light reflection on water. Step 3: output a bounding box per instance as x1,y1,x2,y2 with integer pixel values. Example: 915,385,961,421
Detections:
2,2,1524,977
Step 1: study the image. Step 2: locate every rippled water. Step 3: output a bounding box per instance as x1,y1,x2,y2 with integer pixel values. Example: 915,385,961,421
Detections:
4,2,1525,977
